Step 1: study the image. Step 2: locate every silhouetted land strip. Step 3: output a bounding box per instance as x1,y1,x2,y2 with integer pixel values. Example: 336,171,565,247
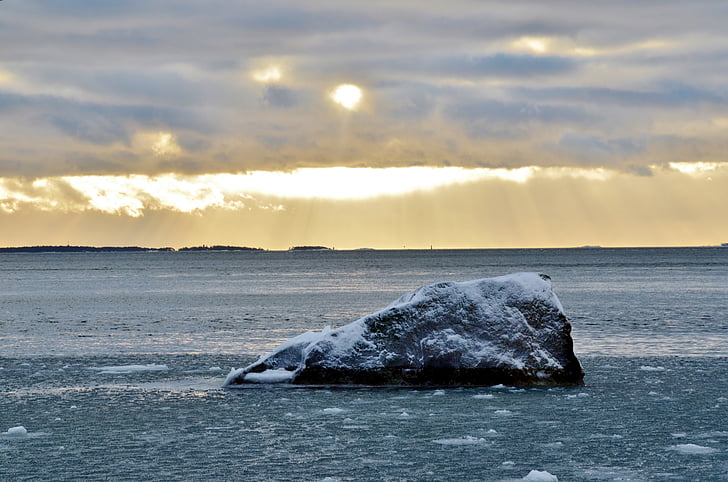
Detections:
0,245,262,253
288,245,333,251
0,246,173,253
178,245,263,252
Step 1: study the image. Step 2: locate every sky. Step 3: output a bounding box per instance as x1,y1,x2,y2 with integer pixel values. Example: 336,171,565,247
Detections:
1,0,727,249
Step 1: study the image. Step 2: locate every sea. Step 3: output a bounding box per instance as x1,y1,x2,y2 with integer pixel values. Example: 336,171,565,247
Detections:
1,248,727,481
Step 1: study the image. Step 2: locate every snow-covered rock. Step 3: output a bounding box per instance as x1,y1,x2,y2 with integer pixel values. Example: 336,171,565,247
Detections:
225,273,583,387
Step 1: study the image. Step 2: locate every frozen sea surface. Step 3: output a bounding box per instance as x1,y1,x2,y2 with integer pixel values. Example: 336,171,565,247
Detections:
1,248,728,480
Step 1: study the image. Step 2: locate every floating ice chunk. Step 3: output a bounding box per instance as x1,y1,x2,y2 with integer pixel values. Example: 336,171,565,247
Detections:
322,407,345,414
4,426,28,437
209,367,223,372
523,470,558,481
243,368,296,383
640,366,665,372
495,409,512,415
473,393,495,399
89,364,169,374
432,436,487,445
432,390,446,396
670,444,718,454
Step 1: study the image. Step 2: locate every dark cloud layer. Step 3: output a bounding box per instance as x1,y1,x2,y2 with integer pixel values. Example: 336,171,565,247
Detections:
1,0,728,177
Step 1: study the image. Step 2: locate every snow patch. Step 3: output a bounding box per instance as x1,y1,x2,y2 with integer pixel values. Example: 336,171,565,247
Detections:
243,369,296,384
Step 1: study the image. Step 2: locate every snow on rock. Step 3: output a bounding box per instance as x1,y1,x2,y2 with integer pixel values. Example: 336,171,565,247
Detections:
225,273,583,387
523,470,559,481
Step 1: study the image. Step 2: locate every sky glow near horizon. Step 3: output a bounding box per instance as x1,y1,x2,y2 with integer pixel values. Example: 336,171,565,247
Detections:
1,163,725,217
1,0,728,248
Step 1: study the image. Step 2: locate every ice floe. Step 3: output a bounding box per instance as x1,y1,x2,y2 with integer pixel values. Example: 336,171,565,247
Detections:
3,426,28,437
523,470,558,481
432,436,488,445
669,443,718,454
88,364,169,374
472,393,495,399
322,407,345,414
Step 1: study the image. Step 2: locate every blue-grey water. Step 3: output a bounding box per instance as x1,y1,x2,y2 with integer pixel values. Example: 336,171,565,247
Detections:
1,248,727,480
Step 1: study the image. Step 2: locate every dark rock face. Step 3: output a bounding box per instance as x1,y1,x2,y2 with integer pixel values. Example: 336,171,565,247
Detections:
224,273,584,387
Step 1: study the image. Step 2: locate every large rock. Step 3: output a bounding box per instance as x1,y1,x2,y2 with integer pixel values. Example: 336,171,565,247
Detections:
224,273,583,387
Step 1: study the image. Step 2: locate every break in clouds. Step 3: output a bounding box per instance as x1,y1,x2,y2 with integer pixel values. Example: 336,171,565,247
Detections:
1,0,728,178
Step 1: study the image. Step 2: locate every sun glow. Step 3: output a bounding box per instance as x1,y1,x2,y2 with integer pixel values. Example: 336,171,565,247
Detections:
0,69,15,85
0,166,625,217
331,84,362,110
512,37,550,54
668,161,728,176
2,164,726,218
252,66,283,83
138,132,182,157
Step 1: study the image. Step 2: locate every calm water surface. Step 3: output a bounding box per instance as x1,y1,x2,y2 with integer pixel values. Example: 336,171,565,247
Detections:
1,248,727,480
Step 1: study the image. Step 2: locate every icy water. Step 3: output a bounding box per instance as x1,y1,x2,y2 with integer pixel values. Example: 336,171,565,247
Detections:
1,248,727,481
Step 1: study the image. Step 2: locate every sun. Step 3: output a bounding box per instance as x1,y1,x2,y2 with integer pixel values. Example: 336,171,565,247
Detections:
331,84,362,110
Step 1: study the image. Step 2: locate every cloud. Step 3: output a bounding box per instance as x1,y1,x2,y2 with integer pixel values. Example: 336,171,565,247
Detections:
510,83,728,108
0,90,213,146
261,85,303,109
557,132,646,164
1,0,728,179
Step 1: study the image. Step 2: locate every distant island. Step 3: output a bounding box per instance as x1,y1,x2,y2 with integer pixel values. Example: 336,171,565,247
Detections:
0,246,172,253
178,245,263,252
0,245,262,253
288,246,333,251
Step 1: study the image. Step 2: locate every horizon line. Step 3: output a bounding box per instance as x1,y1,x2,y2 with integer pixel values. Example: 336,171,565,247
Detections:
1,243,727,253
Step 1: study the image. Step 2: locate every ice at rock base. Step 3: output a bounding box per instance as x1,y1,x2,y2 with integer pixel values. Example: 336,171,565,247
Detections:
225,272,583,387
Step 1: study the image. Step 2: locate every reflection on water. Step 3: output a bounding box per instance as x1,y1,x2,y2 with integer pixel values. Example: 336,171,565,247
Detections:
2,248,728,358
